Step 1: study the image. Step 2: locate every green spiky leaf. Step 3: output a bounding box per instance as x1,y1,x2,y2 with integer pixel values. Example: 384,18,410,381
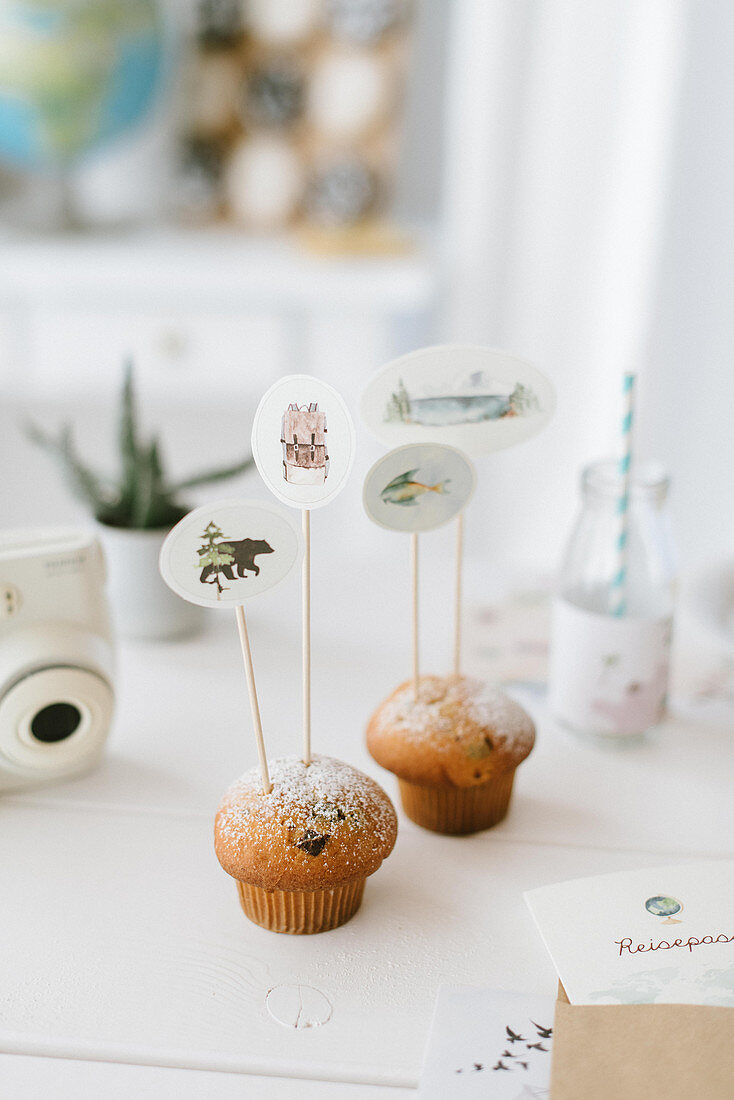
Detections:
168,453,253,493
25,421,114,515
119,359,138,469
26,360,255,529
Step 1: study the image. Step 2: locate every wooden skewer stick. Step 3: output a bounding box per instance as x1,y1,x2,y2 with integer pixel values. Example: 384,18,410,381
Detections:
234,604,271,795
411,532,420,701
453,511,464,678
302,508,312,767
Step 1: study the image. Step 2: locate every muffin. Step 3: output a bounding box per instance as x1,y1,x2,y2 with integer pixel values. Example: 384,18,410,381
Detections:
214,754,397,934
366,675,535,835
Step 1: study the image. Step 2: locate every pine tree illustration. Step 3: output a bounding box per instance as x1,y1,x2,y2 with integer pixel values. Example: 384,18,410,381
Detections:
196,520,235,598
509,382,539,416
384,392,401,422
396,378,411,420
384,378,412,423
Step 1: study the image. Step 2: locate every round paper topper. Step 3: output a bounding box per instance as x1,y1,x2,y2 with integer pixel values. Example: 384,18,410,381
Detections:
360,344,556,456
363,443,476,534
251,374,356,510
159,499,302,608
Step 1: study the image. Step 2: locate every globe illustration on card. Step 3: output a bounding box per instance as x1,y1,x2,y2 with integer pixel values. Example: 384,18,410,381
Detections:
644,895,683,924
0,0,163,171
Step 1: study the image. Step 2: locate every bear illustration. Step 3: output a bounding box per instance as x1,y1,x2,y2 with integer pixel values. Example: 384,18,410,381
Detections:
199,538,274,584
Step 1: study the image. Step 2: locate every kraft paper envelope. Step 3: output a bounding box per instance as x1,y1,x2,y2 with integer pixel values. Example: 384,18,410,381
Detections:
551,983,734,1099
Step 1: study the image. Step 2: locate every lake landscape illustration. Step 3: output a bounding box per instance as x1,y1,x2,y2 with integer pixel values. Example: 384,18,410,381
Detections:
384,376,540,427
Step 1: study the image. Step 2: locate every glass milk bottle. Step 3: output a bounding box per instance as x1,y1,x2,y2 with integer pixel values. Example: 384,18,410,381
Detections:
548,460,676,738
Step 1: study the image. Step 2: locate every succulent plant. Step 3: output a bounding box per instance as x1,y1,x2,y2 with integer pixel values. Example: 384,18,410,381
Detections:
27,360,253,530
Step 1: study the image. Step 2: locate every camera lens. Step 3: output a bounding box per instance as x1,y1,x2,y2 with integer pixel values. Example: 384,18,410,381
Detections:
30,702,82,743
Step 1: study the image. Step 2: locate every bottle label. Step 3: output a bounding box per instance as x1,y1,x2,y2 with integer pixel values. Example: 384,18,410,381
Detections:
548,597,672,736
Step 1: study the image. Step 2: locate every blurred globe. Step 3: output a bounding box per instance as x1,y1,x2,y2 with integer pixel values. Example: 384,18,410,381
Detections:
645,895,682,918
0,0,163,171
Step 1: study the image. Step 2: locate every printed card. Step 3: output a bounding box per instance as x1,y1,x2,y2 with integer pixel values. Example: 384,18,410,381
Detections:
361,345,556,457
251,374,356,511
525,860,734,1007
159,499,302,608
419,986,555,1099
363,442,475,534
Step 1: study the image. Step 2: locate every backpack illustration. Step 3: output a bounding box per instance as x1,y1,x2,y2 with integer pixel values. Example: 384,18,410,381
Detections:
281,402,329,486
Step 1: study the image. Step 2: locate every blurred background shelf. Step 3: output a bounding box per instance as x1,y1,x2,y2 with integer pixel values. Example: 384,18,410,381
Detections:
0,228,437,307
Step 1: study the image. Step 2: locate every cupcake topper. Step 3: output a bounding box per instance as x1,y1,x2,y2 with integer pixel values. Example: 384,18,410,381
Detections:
360,344,555,456
363,442,475,535
159,498,303,793
252,374,356,765
363,443,475,699
362,345,556,686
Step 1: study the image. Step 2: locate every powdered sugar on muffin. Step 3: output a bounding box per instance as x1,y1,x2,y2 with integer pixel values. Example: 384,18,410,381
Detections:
366,675,535,791
215,754,397,890
374,675,534,755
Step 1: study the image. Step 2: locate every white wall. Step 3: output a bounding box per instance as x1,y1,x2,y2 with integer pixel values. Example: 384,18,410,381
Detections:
434,0,727,590
641,0,734,572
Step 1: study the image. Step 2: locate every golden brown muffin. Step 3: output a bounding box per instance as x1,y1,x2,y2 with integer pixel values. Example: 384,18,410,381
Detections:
366,675,535,834
215,754,397,934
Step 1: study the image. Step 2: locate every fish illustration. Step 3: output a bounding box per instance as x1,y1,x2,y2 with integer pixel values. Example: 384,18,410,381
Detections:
380,468,451,507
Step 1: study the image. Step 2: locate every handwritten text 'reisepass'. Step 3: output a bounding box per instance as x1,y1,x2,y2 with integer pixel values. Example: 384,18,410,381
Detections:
615,934,734,956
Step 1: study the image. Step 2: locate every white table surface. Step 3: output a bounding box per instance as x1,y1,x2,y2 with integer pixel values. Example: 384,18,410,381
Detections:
2,568,733,1097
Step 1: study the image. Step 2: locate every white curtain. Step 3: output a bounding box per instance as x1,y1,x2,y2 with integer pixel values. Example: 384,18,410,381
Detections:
436,0,702,585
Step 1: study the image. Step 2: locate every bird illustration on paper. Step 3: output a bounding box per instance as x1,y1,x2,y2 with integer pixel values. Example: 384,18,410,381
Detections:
493,1060,510,1071
506,1026,525,1043
473,1063,483,1071
502,1049,516,1058
518,1061,530,1070
526,1041,549,1052
380,468,451,507
531,1020,553,1038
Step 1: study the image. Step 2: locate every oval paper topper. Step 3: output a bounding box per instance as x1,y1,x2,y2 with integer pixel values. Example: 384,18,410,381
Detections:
251,374,356,510
159,498,302,608
360,345,555,456
364,443,476,534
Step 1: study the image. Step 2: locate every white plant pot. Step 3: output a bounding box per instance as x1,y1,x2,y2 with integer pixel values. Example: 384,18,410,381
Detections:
95,522,203,641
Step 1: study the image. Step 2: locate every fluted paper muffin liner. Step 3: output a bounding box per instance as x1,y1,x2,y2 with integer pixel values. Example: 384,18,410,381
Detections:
236,877,366,934
398,769,516,835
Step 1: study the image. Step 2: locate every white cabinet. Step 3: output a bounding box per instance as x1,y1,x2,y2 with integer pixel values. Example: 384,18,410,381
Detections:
25,306,284,402
0,229,437,401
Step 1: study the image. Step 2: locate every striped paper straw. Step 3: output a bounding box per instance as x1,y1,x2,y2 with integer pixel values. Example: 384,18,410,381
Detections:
609,372,636,616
